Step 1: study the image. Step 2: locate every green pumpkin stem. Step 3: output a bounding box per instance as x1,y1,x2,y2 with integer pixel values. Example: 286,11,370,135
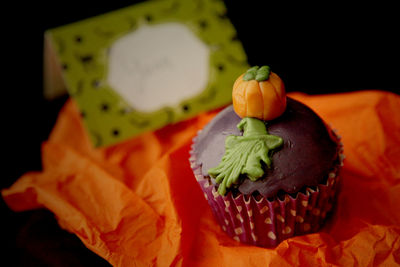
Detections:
243,65,271,81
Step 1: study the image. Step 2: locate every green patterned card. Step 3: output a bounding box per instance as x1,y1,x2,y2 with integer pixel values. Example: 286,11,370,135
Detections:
44,0,248,147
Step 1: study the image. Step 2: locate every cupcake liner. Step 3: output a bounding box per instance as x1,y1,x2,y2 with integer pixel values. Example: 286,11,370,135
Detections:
189,129,344,248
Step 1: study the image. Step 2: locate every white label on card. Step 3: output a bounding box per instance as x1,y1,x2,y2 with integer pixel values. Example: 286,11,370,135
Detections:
107,22,210,113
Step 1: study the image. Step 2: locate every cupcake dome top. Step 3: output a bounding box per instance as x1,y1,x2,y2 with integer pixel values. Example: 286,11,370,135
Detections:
192,97,339,198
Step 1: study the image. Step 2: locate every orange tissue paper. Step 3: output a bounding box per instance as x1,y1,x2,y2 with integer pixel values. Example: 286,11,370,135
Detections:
2,90,400,266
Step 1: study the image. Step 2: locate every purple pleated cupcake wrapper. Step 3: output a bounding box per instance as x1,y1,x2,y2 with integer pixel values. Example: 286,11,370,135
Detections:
189,128,344,247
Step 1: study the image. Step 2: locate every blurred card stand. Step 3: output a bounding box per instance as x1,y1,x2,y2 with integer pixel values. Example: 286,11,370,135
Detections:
44,35,66,100
43,0,248,147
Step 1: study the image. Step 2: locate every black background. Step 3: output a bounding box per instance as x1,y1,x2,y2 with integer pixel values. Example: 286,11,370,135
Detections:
2,1,399,266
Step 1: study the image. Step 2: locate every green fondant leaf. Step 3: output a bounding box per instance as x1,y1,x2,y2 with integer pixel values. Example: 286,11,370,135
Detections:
208,117,283,195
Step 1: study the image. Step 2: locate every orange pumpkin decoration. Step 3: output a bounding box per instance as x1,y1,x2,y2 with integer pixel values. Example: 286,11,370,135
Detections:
232,66,286,120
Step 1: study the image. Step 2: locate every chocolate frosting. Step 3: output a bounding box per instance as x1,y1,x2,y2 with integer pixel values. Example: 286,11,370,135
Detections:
193,97,339,198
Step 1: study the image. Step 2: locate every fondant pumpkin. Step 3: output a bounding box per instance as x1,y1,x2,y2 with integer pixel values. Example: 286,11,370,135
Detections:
232,66,286,120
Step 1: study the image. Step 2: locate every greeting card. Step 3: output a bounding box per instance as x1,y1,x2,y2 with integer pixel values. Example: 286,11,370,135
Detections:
44,0,248,147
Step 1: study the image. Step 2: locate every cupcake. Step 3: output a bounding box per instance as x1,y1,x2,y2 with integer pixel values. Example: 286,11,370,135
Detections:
189,66,344,247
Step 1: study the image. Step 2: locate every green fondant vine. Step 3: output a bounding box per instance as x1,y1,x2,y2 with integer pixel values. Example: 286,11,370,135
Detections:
208,117,283,195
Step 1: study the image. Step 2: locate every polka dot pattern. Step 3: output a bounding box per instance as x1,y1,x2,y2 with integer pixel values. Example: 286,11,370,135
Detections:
268,231,276,240
264,218,272,225
251,233,258,241
259,206,269,214
234,227,243,235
